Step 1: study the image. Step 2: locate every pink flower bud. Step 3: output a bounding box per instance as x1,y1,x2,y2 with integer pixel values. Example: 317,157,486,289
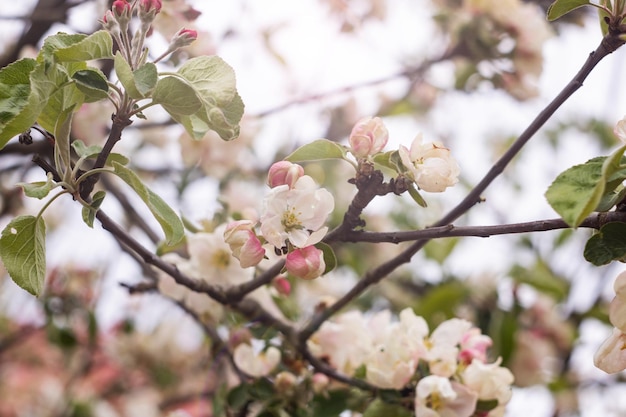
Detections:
171,27,198,49
267,161,305,189
224,220,265,268
285,246,325,280
349,116,389,158
272,276,291,296
140,0,162,13
312,373,330,393
112,0,131,18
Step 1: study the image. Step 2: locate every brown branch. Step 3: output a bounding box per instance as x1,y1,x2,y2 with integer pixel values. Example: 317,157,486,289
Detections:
80,114,132,199
299,32,626,342
339,212,626,243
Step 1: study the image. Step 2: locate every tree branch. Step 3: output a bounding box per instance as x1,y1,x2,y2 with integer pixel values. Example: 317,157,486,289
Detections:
339,212,626,243
299,32,625,342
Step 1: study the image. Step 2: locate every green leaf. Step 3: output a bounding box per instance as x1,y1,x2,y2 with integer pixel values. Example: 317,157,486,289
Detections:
316,241,337,274
284,139,348,162
160,56,244,141
54,104,76,183
17,173,56,199
0,215,46,296
545,157,605,227
362,399,412,417
0,58,58,148
311,390,351,417
546,146,626,227
509,261,570,301
72,139,102,158
114,53,158,99
114,52,141,99
407,182,427,208
227,383,250,410
372,150,401,173
72,68,109,102
412,281,469,326
37,63,85,132
476,399,499,413
152,76,202,115
82,190,106,228
133,63,158,97
424,237,458,264
547,0,591,21
71,140,129,166
111,162,184,245
50,30,113,62
584,222,626,266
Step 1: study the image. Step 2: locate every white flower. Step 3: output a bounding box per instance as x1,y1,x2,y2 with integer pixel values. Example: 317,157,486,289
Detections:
364,309,428,389
595,271,626,374
308,310,374,376
233,343,281,377
260,175,334,248
594,328,626,374
415,376,477,417
399,134,460,192
461,358,514,405
424,318,473,377
187,227,254,285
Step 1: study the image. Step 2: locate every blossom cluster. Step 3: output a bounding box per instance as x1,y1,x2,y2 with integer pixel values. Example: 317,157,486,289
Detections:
309,308,514,416
223,161,335,280
349,117,460,193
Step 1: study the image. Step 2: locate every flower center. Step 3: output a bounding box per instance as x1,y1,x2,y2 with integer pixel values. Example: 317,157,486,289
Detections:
281,206,303,231
211,249,232,269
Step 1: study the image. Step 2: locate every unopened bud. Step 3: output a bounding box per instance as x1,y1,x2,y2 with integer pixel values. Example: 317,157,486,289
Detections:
312,373,330,393
285,246,325,280
224,220,265,268
267,161,304,189
139,0,162,24
349,116,389,158
272,276,291,296
171,27,198,49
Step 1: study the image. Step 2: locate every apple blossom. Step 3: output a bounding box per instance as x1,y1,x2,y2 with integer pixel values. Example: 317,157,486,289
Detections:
267,161,305,189
285,246,326,280
364,308,429,388
594,328,626,374
459,327,493,365
348,116,389,158
424,318,473,377
260,175,334,249
610,271,626,332
307,310,374,376
461,358,514,407
233,343,281,377
415,376,477,417
399,134,460,193
223,220,266,268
